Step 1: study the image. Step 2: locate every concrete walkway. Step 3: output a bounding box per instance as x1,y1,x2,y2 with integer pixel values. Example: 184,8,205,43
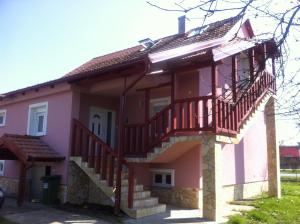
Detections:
0,198,111,224
0,198,254,224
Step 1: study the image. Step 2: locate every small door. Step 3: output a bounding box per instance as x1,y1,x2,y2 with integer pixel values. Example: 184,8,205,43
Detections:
89,108,108,143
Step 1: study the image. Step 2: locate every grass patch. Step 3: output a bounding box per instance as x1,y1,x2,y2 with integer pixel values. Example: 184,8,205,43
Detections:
227,182,300,224
0,217,16,224
281,169,300,174
281,176,300,182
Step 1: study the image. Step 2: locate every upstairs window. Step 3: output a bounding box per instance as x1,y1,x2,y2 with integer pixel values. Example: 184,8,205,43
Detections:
0,110,6,127
27,102,48,136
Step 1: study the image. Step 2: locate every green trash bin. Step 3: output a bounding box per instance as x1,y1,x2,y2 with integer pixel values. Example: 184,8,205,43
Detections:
41,175,61,205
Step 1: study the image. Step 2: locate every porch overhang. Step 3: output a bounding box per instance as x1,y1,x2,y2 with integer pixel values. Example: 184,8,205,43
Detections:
0,134,65,165
0,134,64,206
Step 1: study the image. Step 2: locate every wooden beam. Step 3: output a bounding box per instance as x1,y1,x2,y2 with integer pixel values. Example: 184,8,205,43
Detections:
248,48,255,82
171,73,175,103
145,90,150,121
136,82,171,92
170,60,223,74
17,163,27,206
232,55,237,102
75,63,145,86
211,63,218,133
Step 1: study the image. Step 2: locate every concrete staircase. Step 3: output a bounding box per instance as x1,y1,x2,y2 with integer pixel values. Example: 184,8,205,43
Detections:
70,156,166,218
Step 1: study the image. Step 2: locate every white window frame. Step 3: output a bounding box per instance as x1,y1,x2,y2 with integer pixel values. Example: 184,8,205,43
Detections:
151,169,175,187
27,102,48,136
0,109,7,127
0,160,5,176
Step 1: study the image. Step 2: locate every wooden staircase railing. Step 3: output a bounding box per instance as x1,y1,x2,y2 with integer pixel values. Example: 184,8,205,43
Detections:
124,70,275,157
70,119,135,209
216,71,275,135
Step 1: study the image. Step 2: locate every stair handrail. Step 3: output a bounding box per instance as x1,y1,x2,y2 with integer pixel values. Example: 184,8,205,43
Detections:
215,70,275,135
70,118,135,209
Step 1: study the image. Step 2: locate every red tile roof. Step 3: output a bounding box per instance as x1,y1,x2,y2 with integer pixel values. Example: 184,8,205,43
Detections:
0,134,65,164
65,15,242,77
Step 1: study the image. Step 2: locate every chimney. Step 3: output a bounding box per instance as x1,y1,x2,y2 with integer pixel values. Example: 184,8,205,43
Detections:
178,15,186,34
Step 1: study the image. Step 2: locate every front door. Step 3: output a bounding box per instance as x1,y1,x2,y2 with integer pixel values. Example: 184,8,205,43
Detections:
89,107,108,143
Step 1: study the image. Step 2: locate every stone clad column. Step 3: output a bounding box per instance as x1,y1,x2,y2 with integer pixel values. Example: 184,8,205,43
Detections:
265,97,281,198
202,136,223,221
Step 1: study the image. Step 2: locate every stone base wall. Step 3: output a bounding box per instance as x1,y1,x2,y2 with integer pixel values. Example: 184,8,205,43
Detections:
0,177,19,196
150,180,268,209
151,187,199,208
67,162,112,206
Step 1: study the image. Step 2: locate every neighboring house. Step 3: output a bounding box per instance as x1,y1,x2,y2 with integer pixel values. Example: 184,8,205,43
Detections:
0,15,281,221
280,145,300,169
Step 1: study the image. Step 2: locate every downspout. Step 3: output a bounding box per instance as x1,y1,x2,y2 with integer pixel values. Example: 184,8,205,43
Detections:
114,58,151,214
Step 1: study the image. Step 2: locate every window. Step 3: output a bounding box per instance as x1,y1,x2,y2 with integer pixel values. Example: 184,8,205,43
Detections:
0,110,6,127
151,169,174,187
0,161,4,176
27,102,48,136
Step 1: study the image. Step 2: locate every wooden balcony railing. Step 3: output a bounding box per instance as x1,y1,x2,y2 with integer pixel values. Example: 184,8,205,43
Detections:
124,95,213,156
70,119,135,209
124,71,275,156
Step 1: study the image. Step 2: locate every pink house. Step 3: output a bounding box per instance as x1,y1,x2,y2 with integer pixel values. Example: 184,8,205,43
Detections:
0,15,281,221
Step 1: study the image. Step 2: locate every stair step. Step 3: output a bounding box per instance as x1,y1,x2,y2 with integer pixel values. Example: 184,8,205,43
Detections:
132,197,159,209
122,190,151,200
121,184,143,193
125,204,166,219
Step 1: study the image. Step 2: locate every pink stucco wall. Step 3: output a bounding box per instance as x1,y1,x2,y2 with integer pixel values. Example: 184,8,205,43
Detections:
134,108,268,189
0,84,74,184
134,145,201,188
222,110,268,185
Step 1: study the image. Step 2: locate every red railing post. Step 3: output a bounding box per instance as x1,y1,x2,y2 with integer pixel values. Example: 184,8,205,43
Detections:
83,133,89,162
203,99,208,128
128,164,135,209
108,155,115,187
101,148,107,180
89,139,96,168
211,63,218,133
95,144,101,173
71,121,77,156
186,101,191,129
194,100,199,129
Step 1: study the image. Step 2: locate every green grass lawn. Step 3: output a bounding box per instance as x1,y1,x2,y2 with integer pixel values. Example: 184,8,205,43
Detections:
227,181,300,224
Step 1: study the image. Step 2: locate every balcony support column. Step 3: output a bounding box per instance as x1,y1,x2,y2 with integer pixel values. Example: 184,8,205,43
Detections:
265,97,281,198
202,136,223,222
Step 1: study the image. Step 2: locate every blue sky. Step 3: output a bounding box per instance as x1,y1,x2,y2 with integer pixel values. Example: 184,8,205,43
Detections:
1,0,299,143
0,0,182,93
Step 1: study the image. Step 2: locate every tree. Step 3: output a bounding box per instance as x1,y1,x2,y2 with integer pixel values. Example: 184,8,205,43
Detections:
147,0,300,134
